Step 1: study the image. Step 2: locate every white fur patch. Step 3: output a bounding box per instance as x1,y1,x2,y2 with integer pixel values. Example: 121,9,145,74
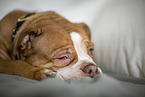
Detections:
43,69,56,77
70,32,95,67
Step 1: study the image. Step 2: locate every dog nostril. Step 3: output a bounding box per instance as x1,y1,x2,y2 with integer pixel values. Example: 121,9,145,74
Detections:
82,64,97,78
89,69,92,74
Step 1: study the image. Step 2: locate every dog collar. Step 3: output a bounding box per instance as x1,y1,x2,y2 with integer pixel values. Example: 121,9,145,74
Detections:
12,13,36,42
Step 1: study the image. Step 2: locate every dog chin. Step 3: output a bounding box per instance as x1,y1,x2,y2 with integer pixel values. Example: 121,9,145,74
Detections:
55,67,103,80
55,67,87,80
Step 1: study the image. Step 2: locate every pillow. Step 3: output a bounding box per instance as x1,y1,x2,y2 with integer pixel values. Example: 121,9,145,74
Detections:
92,0,145,78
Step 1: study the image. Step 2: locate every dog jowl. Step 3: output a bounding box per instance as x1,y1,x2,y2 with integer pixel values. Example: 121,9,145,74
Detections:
0,10,102,80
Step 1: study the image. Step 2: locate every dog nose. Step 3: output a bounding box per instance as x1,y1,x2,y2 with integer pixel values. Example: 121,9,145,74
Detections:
82,64,99,78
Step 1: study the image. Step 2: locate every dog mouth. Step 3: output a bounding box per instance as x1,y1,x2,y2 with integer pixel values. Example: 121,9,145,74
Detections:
55,66,102,80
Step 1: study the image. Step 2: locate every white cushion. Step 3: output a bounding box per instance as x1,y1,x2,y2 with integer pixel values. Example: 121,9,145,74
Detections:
91,0,145,77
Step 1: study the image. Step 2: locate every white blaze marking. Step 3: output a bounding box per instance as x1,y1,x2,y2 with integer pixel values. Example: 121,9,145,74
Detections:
70,32,95,68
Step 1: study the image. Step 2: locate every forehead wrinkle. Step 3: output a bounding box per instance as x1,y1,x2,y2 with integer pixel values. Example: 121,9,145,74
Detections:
33,28,72,58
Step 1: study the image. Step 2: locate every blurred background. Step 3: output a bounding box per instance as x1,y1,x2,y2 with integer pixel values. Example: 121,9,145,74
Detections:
0,0,108,27
0,0,145,78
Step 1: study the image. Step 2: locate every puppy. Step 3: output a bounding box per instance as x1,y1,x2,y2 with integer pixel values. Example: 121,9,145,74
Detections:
0,10,102,80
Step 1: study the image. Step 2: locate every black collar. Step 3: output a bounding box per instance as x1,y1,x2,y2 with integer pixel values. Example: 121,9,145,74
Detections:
12,13,36,42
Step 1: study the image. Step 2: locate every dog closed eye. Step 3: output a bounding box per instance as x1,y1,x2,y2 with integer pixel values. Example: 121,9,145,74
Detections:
57,56,68,60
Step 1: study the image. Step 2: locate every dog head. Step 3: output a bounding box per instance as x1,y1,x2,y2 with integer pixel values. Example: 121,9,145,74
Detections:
11,11,102,80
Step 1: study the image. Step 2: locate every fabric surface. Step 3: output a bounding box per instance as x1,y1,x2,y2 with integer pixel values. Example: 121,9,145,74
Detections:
0,73,145,97
91,0,145,78
0,0,145,77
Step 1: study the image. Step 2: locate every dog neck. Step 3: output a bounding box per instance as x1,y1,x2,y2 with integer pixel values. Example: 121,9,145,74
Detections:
12,13,36,42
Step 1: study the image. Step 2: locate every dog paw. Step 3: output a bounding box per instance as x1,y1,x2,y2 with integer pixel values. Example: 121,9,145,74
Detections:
34,69,56,80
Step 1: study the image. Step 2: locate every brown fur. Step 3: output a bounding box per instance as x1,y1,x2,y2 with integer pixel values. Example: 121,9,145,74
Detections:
0,10,93,80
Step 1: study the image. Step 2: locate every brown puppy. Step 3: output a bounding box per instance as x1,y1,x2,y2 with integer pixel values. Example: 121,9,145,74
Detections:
0,10,102,80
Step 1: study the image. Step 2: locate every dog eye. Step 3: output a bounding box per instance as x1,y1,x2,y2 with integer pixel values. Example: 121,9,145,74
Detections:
89,48,94,55
57,56,68,60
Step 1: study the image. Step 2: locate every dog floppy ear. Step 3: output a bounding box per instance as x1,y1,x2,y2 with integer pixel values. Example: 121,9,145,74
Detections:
11,28,42,60
80,23,91,39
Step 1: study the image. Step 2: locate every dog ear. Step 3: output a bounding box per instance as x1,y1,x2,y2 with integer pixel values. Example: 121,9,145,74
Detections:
12,28,42,60
80,23,91,39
